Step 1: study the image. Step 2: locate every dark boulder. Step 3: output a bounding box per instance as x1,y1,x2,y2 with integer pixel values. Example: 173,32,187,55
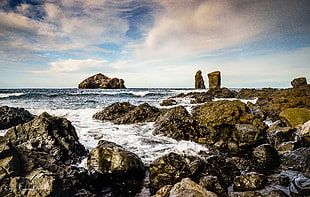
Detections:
195,70,206,89
291,77,307,88
233,172,267,191
208,71,221,89
93,102,135,122
78,73,126,89
0,106,34,130
252,144,280,173
160,99,177,106
199,175,227,197
207,87,236,98
281,147,310,172
153,106,195,141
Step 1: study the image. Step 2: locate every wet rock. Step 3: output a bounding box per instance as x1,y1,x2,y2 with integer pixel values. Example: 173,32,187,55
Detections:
78,73,126,89
160,99,177,106
263,189,289,197
281,147,310,172
227,157,257,172
229,191,263,197
195,70,206,89
5,112,87,165
289,174,310,196
0,137,20,181
252,144,280,173
149,153,190,193
151,185,172,197
153,106,195,141
234,124,261,147
169,178,218,197
291,77,307,88
199,175,227,197
0,106,34,130
267,127,296,152
208,71,221,89
279,108,310,128
87,140,145,178
207,87,236,98
233,172,267,191
93,102,160,124
268,174,290,187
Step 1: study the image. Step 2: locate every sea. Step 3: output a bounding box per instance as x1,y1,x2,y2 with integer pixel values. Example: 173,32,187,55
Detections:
0,88,216,165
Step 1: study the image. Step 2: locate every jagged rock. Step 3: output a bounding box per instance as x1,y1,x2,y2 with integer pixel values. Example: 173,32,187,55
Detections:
151,185,172,197
93,102,160,124
199,175,227,197
291,77,307,88
160,99,177,106
153,106,195,141
5,112,87,165
0,106,34,129
0,137,20,181
229,191,263,197
252,144,280,173
234,124,261,147
279,107,310,128
195,70,206,89
169,178,218,197
149,153,190,194
289,174,310,196
267,127,296,152
208,71,221,89
281,147,310,172
87,140,145,178
233,172,267,191
78,73,126,89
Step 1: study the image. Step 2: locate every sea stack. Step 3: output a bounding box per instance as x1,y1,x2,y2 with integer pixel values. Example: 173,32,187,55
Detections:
195,70,206,89
78,73,126,89
208,71,221,89
291,77,307,88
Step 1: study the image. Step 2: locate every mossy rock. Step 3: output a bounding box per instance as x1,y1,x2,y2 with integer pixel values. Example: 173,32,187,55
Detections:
279,108,310,128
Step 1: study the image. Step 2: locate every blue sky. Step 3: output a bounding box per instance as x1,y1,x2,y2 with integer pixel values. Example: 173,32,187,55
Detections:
0,0,309,88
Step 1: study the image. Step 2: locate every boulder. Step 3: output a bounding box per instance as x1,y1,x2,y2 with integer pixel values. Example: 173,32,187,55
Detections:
252,144,280,173
160,99,177,106
199,175,227,197
169,178,217,197
5,112,87,165
208,71,221,89
153,106,195,141
149,153,190,193
234,124,260,147
195,70,206,89
93,102,160,124
279,108,310,128
151,185,173,197
87,140,145,178
0,106,34,129
207,87,236,98
291,77,307,88
233,172,267,191
301,120,310,145
263,189,289,197
289,174,310,196
281,147,310,172
78,73,126,89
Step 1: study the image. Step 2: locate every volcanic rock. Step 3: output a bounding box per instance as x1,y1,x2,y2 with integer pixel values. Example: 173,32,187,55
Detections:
199,175,227,196
78,73,126,89
289,174,310,196
195,70,206,89
279,107,310,128
252,144,280,173
160,99,177,106
280,147,310,172
291,77,307,88
233,172,267,191
0,106,34,130
208,71,221,89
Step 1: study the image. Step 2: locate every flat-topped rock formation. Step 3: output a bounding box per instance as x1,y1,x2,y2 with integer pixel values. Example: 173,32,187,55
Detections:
208,71,221,89
78,73,126,89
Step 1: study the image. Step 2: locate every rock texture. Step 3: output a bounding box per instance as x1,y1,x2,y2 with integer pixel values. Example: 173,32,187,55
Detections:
195,70,206,89
78,73,126,89
291,77,307,88
0,106,34,129
208,71,221,89
279,107,310,128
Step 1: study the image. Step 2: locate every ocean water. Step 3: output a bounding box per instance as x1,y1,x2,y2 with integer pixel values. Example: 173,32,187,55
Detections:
0,88,212,165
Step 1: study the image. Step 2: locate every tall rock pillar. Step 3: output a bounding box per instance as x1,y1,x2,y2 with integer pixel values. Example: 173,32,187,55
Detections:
195,70,206,89
208,71,221,89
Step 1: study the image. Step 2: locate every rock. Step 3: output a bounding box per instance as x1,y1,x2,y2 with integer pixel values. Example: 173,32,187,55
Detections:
233,172,267,191
87,140,145,178
199,175,227,197
207,87,236,98
229,191,263,197
234,124,261,147
268,174,290,187
226,157,257,172
93,102,160,124
78,73,126,89
151,185,172,197
149,153,190,193
291,77,307,88
301,120,310,145
208,71,221,89
281,147,310,172
289,174,310,196
0,106,34,129
263,189,290,197
153,106,195,141
169,178,218,197
5,112,87,165
160,99,177,106
195,70,206,89
267,127,296,152
279,108,310,128
252,144,280,173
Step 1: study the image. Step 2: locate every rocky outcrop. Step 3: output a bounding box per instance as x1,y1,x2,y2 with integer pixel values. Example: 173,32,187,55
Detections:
279,107,310,128
0,106,34,129
159,99,177,106
291,77,307,88
78,73,126,89
93,102,161,124
195,70,206,89
208,71,221,89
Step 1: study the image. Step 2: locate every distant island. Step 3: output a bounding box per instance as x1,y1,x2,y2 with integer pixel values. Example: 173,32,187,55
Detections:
78,73,126,89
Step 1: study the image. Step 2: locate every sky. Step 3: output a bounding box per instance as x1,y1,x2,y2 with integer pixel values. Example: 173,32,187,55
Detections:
0,0,310,88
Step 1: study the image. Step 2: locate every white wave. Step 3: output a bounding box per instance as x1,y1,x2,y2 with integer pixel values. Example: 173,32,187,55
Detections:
0,93,25,98
128,91,151,97
213,97,258,104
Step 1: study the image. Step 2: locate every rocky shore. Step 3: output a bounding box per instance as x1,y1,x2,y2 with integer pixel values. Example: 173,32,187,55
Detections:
1,77,309,196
